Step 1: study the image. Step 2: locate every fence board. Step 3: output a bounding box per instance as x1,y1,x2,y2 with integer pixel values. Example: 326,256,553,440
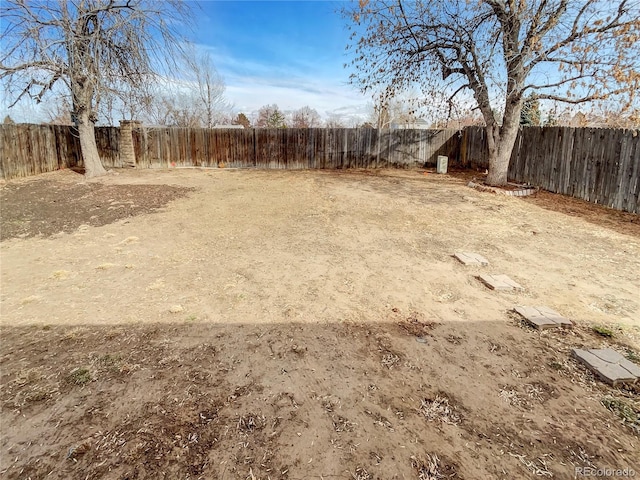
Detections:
626,137,640,213
461,127,488,168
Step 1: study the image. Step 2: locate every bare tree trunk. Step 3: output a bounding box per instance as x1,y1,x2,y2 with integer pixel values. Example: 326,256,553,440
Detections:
206,83,212,129
77,111,107,178
486,112,520,186
485,123,498,176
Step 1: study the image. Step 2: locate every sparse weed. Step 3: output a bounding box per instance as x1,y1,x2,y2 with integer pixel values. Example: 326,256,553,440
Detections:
10,368,58,405
68,367,92,386
97,353,123,373
625,349,640,364
23,386,52,403
61,327,85,341
592,325,614,338
332,415,356,432
548,361,564,371
381,353,400,369
14,367,44,387
602,396,639,433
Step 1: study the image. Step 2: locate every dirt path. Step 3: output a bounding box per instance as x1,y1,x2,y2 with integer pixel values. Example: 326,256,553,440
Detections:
1,168,638,479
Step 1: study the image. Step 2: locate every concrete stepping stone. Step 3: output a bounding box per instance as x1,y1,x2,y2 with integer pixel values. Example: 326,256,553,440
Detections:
572,348,640,386
453,252,489,266
477,274,524,292
514,306,573,329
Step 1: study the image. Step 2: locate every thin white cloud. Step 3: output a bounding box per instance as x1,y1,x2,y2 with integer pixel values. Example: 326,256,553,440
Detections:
199,47,369,118
225,79,367,115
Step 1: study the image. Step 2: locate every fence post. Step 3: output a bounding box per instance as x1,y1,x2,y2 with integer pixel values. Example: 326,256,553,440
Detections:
119,120,140,168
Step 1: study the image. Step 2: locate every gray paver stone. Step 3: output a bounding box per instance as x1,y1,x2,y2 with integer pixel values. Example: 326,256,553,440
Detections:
590,348,625,364
453,252,489,266
536,306,569,323
514,306,556,329
478,274,524,292
513,306,572,329
572,349,638,386
619,358,640,377
588,349,640,377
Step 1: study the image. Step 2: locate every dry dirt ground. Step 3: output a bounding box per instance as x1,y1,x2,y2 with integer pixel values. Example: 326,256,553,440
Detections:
1,168,639,480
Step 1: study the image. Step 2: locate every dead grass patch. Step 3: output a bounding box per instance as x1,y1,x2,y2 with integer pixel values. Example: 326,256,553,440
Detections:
332,414,356,433
364,409,394,431
508,452,553,477
351,466,373,480
396,309,437,337
381,352,401,369
411,453,457,479
419,394,462,425
237,413,267,433
4,367,59,407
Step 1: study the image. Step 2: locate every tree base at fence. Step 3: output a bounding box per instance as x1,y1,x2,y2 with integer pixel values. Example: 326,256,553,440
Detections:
467,179,538,197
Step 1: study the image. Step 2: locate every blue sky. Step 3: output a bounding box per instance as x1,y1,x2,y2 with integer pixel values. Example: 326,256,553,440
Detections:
192,0,370,121
0,0,372,124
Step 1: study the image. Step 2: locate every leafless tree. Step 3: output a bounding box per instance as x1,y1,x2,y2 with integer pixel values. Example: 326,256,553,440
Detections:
138,50,230,128
370,101,391,130
291,106,322,128
103,79,156,125
189,51,229,129
325,114,346,128
367,97,418,129
345,0,640,185
159,91,203,128
1,0,192,177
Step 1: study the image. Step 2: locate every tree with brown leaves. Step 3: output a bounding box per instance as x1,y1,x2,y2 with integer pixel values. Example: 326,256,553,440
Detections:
345,0,640,185
233,113,252,129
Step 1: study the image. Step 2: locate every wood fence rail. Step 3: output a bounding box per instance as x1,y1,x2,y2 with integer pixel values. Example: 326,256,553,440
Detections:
1,124,638,213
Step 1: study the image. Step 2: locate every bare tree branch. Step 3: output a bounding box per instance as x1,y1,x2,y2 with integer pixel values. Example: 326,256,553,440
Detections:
1,0,194,177
343,0,640,185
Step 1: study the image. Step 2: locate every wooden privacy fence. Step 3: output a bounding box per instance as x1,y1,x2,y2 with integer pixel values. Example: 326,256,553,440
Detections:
130,127,461,170
1,123,638,213
462,126,640,214
0,124,460,177
0,124,121,179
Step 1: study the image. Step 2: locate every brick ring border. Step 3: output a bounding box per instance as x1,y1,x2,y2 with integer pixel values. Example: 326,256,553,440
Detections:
467,179,538,197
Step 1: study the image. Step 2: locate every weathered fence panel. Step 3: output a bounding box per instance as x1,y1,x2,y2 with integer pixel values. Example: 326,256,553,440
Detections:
1,123,638,213
0,124,460,177
95,127,121,168
463,125,640,213
459,127,488,167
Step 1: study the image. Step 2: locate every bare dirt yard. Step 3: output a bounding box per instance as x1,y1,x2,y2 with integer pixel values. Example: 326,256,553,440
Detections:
1,168,639,479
